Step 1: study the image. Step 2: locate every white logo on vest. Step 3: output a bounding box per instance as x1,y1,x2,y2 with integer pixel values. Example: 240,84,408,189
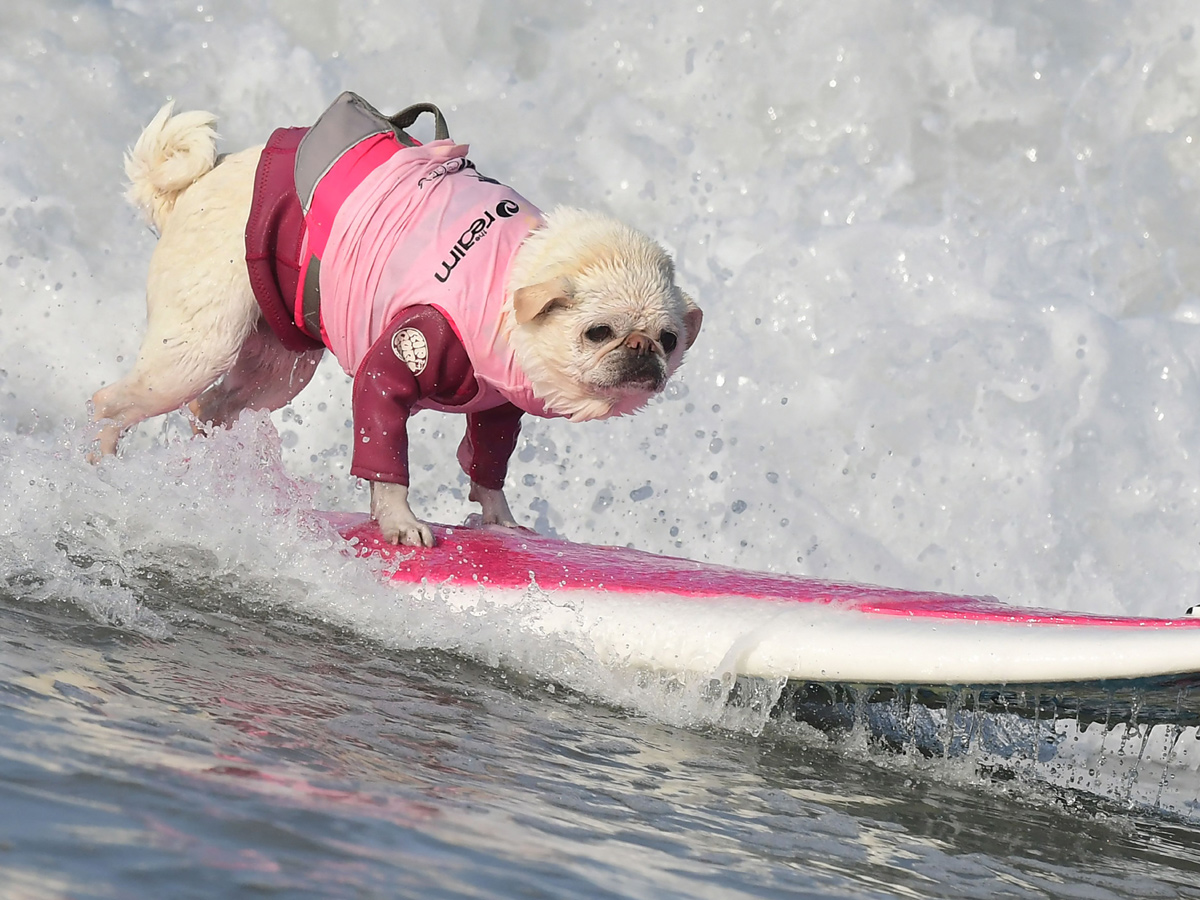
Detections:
391,327,429,375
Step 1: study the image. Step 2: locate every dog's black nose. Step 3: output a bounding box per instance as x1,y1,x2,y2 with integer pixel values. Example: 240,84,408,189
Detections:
619,352,665,389
624,332,653,356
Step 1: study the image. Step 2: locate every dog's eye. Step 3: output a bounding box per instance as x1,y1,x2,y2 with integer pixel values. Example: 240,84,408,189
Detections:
660,331,678,353
585,325,614,343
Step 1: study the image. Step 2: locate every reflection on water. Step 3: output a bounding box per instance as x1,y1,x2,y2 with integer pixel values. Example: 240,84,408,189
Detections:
5,580,1200,899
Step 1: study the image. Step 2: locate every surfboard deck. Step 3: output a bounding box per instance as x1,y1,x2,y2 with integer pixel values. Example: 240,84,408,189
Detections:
324,513,1200,687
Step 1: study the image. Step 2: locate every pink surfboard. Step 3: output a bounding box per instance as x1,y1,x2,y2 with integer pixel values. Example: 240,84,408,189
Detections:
327,513,1200,686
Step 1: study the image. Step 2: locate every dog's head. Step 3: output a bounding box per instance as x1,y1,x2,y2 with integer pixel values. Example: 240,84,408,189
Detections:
506,207,703,422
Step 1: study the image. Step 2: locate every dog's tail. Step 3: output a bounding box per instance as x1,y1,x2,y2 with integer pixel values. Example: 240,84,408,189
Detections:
124,101,219,234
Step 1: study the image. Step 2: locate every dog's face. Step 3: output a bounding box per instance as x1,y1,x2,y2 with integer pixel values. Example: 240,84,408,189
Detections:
506,208,703,422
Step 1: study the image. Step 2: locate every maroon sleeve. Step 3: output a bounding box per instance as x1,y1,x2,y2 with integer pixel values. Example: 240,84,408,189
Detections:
350,306,478,485
456,403,524,490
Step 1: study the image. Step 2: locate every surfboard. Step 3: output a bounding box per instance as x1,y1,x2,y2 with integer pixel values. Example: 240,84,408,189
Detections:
326,513,1200,688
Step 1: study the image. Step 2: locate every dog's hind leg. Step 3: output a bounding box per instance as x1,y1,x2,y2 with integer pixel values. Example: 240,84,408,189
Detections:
91,144,264,456
189,323,324,429
91,349,236,457
89,301,255,456
90,251,259,456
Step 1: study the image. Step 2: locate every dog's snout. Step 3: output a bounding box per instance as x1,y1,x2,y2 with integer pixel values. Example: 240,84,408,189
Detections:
618,352,665,389
624,332,654,356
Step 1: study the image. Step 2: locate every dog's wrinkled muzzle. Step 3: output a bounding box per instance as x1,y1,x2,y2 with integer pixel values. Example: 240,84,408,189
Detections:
616,346,666,390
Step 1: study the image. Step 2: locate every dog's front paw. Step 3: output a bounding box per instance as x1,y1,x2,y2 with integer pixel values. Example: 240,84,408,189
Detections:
370,481,435,547
379,516,435,547
468,483,519,528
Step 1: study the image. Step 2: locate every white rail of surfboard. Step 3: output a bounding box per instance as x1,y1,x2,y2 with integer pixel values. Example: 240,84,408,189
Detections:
421,584,1200,686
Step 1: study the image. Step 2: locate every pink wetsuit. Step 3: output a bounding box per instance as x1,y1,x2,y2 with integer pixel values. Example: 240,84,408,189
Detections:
245,94,550,489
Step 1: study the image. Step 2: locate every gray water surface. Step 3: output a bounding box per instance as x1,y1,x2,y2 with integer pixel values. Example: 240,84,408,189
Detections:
3,582,1199,899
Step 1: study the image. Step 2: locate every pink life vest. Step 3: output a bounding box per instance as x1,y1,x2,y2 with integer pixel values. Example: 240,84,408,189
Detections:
277,93,551,418
313,140,548,416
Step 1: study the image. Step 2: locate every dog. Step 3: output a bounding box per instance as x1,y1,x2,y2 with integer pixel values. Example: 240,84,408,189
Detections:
90,93,703,546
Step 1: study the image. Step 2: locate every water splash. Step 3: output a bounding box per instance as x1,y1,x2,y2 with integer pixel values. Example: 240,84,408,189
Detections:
766,676,1200,819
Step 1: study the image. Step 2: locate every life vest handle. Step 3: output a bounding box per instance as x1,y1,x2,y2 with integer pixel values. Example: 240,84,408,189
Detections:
388,103,451,144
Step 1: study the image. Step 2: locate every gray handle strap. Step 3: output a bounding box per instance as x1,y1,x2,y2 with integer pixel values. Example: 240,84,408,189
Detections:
388,103,450,142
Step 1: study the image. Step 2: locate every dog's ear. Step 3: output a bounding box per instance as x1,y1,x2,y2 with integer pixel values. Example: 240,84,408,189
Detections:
513,276,574,325
681,292,703,350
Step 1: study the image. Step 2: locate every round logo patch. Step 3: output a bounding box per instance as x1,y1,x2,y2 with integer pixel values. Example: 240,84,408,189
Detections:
391,327,429,375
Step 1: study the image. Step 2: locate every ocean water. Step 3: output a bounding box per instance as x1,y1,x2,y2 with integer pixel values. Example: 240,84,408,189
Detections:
4,0,1200,896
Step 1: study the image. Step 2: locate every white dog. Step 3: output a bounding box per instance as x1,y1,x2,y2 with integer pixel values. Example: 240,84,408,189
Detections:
91,94,702,546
